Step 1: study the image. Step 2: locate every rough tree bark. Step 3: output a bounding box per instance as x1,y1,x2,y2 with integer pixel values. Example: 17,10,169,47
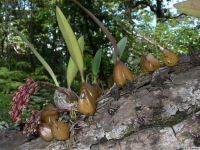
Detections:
0,53,200,150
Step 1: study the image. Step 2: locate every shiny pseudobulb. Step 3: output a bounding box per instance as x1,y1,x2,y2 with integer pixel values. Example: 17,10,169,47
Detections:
113,60,134,85
41,103,59,125
163,49,178,66
51,120,70,140
38,123,54,142
140,54,161,72
78,88,96,115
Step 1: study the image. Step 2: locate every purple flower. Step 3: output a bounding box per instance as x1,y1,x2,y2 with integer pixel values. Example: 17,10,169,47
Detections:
9,78,40,123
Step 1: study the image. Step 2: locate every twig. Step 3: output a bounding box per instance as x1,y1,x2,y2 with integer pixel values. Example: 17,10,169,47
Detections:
96,83,116,102
117,25,165,51
70,115,86,131
36,81,72,99
97,97,115,110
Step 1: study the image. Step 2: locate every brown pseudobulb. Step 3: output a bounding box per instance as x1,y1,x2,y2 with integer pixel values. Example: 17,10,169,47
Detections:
113,60,134,85
38,123,54,142
41,103,59,125
51,120,70,140
143,54,161,72
140,54,148,73
107,75,114,88
80,82,98,101
67,89,78,103
163,49,179,66
93,83,102,97
78,88,96,115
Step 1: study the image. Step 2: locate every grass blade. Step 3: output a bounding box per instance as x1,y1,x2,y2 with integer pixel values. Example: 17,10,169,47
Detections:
9,25,59,86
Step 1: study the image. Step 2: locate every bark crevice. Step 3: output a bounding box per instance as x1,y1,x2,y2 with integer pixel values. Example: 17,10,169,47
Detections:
0,64,200,150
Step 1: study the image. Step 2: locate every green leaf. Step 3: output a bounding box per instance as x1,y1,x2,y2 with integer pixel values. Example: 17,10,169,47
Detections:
92,49,102,75
174,0,200,18
72,0,119,58
56,6,84,82
112,37,128,64
67,36,84,89
9,25,59,86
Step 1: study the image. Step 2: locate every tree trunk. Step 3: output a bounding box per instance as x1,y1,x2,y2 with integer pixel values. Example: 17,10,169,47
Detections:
1,58,200,150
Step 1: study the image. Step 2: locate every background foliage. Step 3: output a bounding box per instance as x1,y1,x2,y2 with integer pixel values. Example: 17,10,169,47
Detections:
1,0,200,124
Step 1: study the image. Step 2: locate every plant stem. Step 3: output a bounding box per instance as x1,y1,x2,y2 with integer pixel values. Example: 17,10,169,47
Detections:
80,70,85,83
118,25,165,51
36,81,72,98
72,0,119,58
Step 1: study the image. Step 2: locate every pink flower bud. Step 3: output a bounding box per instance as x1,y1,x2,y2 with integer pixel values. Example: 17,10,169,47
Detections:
30,122,37,128
22,130,27,135
15,115,22,123
16,93,22,101
14,91,20,95
32,110,39,115
8,110,13,115
34,86,40,94
21,104,28,110
17,101,23,110
23,94,30,103
12,96,17,101
17,85,23,90
11,104,17,111
28,88,35,94
26,117,30,122
20,85,27,91
20,90,27,97
26,78,34,86
29,114,35,122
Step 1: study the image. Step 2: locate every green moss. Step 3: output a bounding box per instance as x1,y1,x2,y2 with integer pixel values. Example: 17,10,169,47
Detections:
152,107,188,127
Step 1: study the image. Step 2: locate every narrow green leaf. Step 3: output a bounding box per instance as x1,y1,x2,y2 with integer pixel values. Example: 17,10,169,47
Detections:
112,37,128,64
174,0,200,18
9,25,59,86
56,6,84,82
92,49,102,75
72,0,119,58
67,36,84,89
